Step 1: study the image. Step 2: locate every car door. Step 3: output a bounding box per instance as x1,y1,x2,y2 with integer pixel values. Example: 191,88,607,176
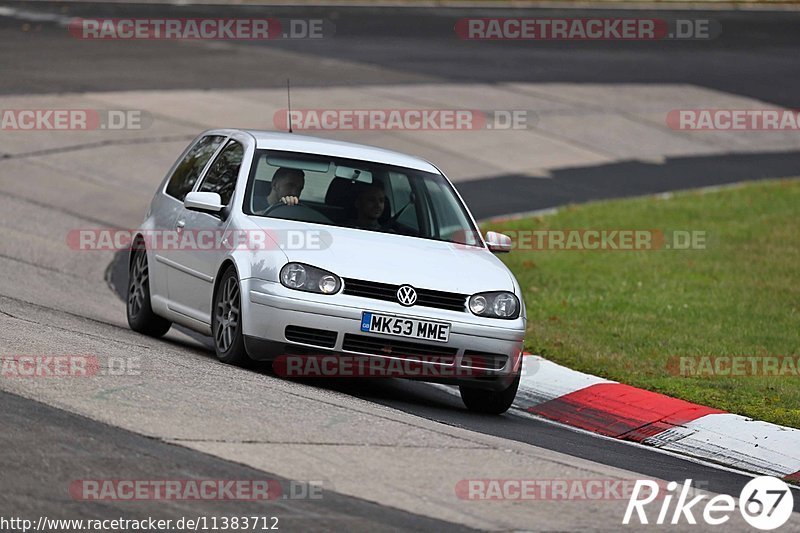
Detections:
164,138,246,324
151,134,227,307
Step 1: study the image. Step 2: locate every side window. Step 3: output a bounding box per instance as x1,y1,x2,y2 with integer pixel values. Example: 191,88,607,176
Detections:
165,135,225,201
198,140,244,206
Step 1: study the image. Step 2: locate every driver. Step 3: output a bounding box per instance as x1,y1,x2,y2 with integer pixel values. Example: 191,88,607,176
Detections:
266,168,305,207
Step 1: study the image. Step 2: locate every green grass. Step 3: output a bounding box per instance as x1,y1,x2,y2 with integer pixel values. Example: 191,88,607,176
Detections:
484,179,800,428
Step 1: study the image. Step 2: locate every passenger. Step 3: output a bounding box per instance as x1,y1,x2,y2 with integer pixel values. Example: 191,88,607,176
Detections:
266,168,305,207
349,182,386,230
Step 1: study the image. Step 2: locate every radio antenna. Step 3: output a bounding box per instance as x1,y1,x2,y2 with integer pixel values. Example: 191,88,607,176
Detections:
286,78,293,133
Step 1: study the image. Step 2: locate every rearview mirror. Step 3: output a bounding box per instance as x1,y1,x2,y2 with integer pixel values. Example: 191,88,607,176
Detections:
334,165,373,182
485,231,512,253
184,191,223,214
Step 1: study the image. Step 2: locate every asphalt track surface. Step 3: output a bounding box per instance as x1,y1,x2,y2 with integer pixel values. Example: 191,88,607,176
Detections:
2,2,800,218
2,1,800,529
106,253,800,516
0,390,473,531
2,2,799,108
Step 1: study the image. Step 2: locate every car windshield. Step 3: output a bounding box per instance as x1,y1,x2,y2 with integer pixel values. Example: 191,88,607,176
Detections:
242,150,482,247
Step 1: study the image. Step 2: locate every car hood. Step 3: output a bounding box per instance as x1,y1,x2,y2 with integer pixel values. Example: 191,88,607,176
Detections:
251,218,516,295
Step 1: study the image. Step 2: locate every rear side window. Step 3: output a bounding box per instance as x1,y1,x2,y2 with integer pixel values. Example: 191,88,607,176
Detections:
165,135,225,201
198,140,244,206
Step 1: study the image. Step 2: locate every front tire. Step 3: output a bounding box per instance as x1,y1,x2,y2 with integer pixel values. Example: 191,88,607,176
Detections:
212,266,251,366
459,373,520,415
127,247,172,338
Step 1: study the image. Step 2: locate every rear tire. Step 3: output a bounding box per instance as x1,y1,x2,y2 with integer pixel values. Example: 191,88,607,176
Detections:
127,248,172,338
212,266,251,366
459,373,520,415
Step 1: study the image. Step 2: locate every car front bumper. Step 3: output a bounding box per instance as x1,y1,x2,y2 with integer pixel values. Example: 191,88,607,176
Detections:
241,278,526,390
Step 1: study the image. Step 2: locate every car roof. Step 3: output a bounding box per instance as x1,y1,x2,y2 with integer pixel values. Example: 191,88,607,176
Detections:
228,129,440,174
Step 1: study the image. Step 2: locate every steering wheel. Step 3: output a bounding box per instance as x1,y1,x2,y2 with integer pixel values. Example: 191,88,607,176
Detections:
260,202,332,224
260,201,298,217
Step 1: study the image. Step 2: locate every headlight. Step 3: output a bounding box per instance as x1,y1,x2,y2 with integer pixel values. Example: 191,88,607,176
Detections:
469,294,487,315
319,274,338,294
281,264,307,289
280,263,341,294
468,291,520,319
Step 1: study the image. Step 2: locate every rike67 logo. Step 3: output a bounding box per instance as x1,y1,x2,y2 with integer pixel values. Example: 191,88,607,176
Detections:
624,477,795,530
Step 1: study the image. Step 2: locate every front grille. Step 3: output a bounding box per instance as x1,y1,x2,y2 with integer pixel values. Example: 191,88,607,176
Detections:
461,351,508,370
342,278,467,312
342,334,457,364
285,326,337,348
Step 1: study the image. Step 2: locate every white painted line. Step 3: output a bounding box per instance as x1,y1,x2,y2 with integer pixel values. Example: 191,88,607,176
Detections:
478,180,781,225
434,354,800,482
510,408,800,491
0,6,74,26
647,413,800,478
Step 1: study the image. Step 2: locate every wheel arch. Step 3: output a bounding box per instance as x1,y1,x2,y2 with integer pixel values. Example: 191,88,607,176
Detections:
212,258,240,311
129,233,147,271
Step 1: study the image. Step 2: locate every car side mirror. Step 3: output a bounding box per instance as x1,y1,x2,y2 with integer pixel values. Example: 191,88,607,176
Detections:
184,191,223,214
485,231,512,253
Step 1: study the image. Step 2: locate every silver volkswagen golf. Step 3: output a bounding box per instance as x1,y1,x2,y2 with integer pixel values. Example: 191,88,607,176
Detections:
128,129,526,414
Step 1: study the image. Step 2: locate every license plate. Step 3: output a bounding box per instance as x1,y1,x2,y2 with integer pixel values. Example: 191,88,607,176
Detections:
360,312,450,343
